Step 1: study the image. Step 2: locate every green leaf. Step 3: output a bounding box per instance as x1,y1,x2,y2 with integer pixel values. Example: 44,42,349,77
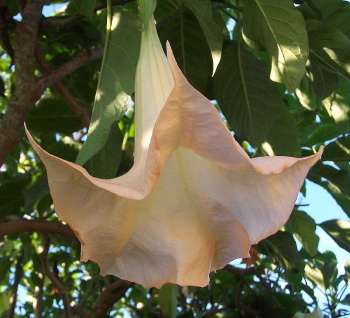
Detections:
283,272,316,302
243,0,308,91
298,0,323,21
299,0,350,37
214,42,300,156
159,284,179,318
26,95,84,135
0,258,11,282
48,136,82,162
257,231,304,273
311,163,350,197
76,10,141,167
295,76,320,111
285,210,319,256
83,121,123,178
305,251,338,290
303,123,339,147
323,136,350,162
153,0,178,22
261,101,301,157
0,174,31,217
304,266,327,291
319,219,350,253
182,0,222,72
159,9,212,95
71,0,96,18
0,75,5,96
24,173,49,214
0,289,11,313
321,77,350,133
317,0,350,37
307,19,350,81
4,0,19,15
306,57,339,100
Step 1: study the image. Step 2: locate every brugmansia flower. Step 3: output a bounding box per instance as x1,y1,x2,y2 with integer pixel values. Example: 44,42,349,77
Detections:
26,14,322,288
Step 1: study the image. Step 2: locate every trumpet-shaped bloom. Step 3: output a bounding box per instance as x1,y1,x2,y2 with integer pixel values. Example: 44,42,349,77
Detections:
26,16,322,288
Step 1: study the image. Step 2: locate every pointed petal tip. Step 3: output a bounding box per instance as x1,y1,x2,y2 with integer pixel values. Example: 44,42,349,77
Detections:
165,41,175,63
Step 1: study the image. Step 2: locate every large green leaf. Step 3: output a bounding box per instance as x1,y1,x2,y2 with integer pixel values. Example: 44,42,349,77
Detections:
158,9,212,95
257,231,304,273
303,123,339,147
305,264,332,291
76,10,141,168
0,174,31,217
243,0,308,92
261,101,300,157
26,95,84,135
323,136,350,162
0,289,11,313
283,272,316,302
71,0,96,18
321,77,350,133
311,164,350,197
48,136,82,162
306,57,339,100
82,121,123,178
154,0,179,21
213,42,300,156
305,251,338,291
307,20,350,81
299,0,350,37
182,0,222,72
295,76,320,111
159,284,179,318
24,173,49,214
319,219,350,253
285,210,319,256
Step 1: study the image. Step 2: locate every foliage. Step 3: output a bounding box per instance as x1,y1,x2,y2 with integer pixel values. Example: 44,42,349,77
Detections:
0,0,349,317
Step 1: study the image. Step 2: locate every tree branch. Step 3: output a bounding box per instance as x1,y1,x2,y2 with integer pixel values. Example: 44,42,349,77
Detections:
8,251,24,318
93,279,133,318
0,219,77,240
0,0,44,166
36,47,104,93
235,280,261,318
0,2,15,62
35,46,91,127
0,44,103,166
224,264,272,294
40,236,71,318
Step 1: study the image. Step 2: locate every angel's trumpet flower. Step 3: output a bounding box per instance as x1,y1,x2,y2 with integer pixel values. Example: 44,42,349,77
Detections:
26,13,322,288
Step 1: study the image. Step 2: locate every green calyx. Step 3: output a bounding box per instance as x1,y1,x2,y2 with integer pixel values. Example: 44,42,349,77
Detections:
138,0,156,29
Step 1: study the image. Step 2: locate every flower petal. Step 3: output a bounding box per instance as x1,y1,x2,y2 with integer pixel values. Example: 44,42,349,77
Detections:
25,26,322,288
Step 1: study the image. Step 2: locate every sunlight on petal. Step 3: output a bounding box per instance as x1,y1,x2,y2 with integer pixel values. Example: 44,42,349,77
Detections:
25,13,322,288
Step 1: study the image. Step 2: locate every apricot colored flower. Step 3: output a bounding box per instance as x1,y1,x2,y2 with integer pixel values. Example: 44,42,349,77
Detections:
26,15,322,288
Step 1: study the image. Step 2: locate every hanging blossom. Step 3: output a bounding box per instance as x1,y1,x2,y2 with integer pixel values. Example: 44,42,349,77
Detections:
26,12,322,288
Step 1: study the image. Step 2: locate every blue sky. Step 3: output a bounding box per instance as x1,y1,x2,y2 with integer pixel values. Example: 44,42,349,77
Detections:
303,180,349,266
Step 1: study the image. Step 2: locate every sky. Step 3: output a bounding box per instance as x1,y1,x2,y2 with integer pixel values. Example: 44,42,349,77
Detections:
303,180,349,266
